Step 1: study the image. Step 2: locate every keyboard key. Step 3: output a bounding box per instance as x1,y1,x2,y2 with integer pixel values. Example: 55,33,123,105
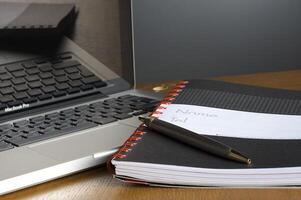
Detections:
116,108,133,114
14,84,28,92
39,63,53,72
92,117,117,125
142,102,159,111
0,124,12,132
13,92,28,100
81,76,101,84
22,62,37,69
60,54,72,60
5,136,27,146
130,102,149,110
69,80,83,87
0,73,12,80
13,120,29,127
55,76,69,83
65,67,79,74
0,80,11,88
113,113,132,120
4,130,22,138
23,97,38,104
67,87,80,94
20,126,36,134
103,98,118,105
53,60,80,70
26,75,40,82
26,68,40,75
56,83,69,90
39,72,53,79
27,89,42,97
7,101,23,107
28,81,43,89
60,108,75,116
52,91,66,97
41,86,56,94
45,112,59,119
68,73,81,80
42,78,56,86
6,64,23,72
56,76,69,83
80,84,93,91
12,70,26,78
0,104,7,110
38,94,52,101
75,105,89,111
0,141,13,152
12,78,26,85
52,70,65,76
0,95,14,103
39,123,51,130
78,65,94,77
34,58,47,64
117,95,140,101
0,87,14,95
30,116,45,123
27,132,42,138
0,67,6,74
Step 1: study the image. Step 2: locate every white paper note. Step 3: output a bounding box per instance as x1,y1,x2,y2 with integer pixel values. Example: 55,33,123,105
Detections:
157,104,301,140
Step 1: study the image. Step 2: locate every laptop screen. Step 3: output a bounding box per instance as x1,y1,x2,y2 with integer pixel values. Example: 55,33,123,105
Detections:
131,0,301,84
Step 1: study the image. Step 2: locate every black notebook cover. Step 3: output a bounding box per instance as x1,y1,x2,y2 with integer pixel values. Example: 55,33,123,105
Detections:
112,80,301,171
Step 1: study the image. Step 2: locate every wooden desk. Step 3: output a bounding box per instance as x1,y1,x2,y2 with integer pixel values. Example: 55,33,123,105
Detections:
2,69,301,200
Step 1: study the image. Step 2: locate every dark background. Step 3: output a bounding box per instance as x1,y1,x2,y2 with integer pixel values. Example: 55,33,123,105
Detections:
132,0,301,83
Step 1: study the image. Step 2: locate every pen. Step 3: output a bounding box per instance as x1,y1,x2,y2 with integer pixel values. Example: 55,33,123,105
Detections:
139,116,251,165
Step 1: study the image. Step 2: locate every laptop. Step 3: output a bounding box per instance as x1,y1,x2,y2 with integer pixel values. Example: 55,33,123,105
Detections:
0,34,162,194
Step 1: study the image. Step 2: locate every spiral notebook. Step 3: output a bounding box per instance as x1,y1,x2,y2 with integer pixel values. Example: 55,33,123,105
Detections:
110,79,301,187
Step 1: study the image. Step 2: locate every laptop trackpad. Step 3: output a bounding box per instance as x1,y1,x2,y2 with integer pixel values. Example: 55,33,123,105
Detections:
29,124,136,162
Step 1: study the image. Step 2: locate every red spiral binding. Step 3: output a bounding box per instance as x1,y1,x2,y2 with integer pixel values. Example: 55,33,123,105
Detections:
151,80,188,118
112,80,189,160
113,125,146,159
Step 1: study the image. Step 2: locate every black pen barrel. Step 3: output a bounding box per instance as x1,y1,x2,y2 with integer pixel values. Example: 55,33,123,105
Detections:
150,118,231,157
139,116,251,164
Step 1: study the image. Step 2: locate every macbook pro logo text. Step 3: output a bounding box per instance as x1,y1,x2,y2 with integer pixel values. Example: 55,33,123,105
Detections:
4,103,30,112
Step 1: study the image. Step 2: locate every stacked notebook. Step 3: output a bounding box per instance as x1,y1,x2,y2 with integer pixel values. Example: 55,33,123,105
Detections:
110,79,301,187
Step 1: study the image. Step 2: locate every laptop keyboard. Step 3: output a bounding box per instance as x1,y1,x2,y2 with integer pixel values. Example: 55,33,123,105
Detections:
0,95,159,152
0,53,107,115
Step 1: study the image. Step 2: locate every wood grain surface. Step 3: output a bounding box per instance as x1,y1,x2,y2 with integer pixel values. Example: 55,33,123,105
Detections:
1,0,301,199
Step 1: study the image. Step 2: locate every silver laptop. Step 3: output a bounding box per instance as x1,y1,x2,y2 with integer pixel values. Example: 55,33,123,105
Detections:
0,34,163,194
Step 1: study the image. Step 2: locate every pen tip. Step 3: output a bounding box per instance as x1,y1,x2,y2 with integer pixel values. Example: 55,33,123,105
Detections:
138,116,154,126
229,150,252,165
138,115,147,122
